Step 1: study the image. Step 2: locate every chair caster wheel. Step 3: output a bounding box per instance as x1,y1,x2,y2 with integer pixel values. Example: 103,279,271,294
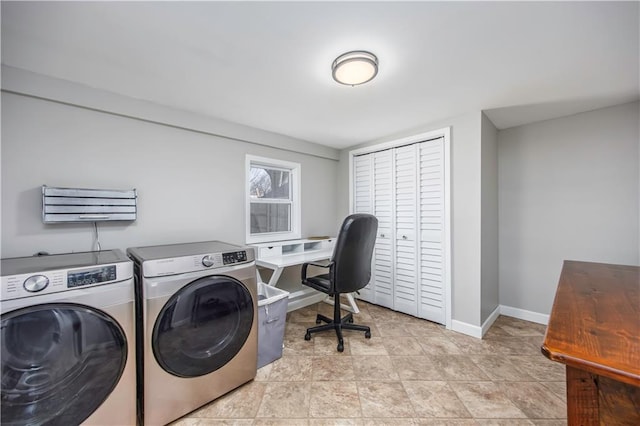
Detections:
364,331,371,339
337,342,344,352
347,317,354,323
304,332,311,341
315,319,322,324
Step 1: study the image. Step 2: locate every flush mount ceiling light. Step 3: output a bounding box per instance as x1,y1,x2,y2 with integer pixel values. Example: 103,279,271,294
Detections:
332,50,378,86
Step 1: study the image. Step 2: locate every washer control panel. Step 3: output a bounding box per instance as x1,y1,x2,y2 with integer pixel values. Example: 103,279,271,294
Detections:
1,262,132,301
222,251,248,265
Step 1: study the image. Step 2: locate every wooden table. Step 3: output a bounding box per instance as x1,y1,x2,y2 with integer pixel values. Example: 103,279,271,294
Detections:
542,260,640,425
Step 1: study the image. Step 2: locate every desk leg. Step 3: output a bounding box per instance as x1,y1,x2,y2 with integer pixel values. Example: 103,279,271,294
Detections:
345,293,360,314
267,267,284,287
566,365,598,425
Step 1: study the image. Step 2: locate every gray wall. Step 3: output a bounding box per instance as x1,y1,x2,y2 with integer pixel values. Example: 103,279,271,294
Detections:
498,101,640,315
1,77,340,257
339,111,485,328
481,113,499,323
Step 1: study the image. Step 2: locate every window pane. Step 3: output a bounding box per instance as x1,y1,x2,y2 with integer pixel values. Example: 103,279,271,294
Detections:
249,167,290,200
250,203,291,233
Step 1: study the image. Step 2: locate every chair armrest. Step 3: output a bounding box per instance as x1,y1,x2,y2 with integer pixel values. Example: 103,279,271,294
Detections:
301,261,333,280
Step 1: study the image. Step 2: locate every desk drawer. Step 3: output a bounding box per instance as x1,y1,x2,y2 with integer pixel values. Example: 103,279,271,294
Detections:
259,246,282,259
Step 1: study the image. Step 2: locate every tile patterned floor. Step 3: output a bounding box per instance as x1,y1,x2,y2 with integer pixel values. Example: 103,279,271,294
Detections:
171,301,567,425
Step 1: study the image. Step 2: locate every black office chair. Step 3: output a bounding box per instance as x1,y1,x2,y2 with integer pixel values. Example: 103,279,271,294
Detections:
301,213,378,352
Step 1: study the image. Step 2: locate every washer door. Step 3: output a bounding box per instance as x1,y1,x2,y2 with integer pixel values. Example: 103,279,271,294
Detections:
152,275,254,378
0,303,127,426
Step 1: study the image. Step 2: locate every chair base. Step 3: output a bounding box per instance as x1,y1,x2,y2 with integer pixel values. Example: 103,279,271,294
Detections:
304,300,371,352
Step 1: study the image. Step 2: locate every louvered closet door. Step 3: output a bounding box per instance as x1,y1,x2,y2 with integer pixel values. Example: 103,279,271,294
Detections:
393,145,418,316
418,138,446,324
352,154,374,302
372,150,393,309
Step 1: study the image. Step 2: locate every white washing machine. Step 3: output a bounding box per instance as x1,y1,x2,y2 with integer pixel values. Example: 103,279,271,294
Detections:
0,250,136,425
127,241,257,426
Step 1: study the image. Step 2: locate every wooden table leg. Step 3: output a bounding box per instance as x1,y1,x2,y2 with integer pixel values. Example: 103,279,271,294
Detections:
566,365,599,425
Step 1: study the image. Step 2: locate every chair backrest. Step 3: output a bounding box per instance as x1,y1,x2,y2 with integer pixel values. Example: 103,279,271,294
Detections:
331,213,379,293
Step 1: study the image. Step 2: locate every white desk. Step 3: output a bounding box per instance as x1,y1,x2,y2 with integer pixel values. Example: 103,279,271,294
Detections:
251,238,360,313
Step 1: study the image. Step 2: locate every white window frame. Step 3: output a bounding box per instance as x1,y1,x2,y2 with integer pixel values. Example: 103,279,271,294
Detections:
245,155,301,244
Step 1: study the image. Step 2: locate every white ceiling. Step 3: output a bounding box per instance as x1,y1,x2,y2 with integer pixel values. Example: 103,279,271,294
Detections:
2,1,638,149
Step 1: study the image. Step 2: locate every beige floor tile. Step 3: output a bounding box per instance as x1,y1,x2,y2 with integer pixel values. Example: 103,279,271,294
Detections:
314,335,353,355
357,381,416,418
430,355,491,381
312,356,356,381
449,381,527,418
353,355,399,380
289,306,322,323
441,332,495,355
367,304,409,322
171,419,254,426
362,419,416,426
254,419,310,425
255,364,273,381
170,303,567,424
391,355,446,381
256,382,311,418
192,381,266,418
539,381,567,402
508,356,565,381
285,320,315,337
469,355,535,381
363,418,416,426
349,336,389,355
310,419,364,426
402,381,472,418
268,355,313,381
284,322,316,356
417,336,463,355
309,381,362,418
485,336,543,356
404,321,446,338
376,320,414,337
500,382,566,419
382,336,425,355
493,316,546,336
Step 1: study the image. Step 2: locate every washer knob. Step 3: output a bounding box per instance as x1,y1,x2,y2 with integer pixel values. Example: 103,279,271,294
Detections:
24,275,49,292
202,255,214,267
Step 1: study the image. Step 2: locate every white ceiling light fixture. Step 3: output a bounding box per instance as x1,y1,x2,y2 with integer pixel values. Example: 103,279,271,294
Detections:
332,50,378,86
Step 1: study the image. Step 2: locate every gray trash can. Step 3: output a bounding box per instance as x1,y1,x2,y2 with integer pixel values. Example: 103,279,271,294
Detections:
257,282,289,368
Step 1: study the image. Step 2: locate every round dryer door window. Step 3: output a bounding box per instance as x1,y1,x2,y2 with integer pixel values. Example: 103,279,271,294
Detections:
0,303,128,425
153,275,254,377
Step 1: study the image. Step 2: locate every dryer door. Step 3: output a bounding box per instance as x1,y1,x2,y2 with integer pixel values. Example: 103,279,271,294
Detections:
0,303,128,425
152,275,254,377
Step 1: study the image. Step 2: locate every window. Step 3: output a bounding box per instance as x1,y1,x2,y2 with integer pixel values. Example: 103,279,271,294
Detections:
246,155,301,244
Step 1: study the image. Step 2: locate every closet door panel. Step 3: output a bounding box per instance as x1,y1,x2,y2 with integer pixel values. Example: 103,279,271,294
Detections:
418,138,445,324
353,154,375,302
393,145,418,316
372,150,394,308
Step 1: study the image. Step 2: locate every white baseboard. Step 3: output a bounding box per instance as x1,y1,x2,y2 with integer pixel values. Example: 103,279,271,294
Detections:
451,305,547,339
451,320,483,338
481,305,501,337
499,305,549,325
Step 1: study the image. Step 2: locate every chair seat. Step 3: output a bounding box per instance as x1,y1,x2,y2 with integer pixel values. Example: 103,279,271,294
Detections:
302,274,332,294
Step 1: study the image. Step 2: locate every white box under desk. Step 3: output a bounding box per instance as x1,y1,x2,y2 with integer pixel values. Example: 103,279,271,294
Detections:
250,238,361,313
